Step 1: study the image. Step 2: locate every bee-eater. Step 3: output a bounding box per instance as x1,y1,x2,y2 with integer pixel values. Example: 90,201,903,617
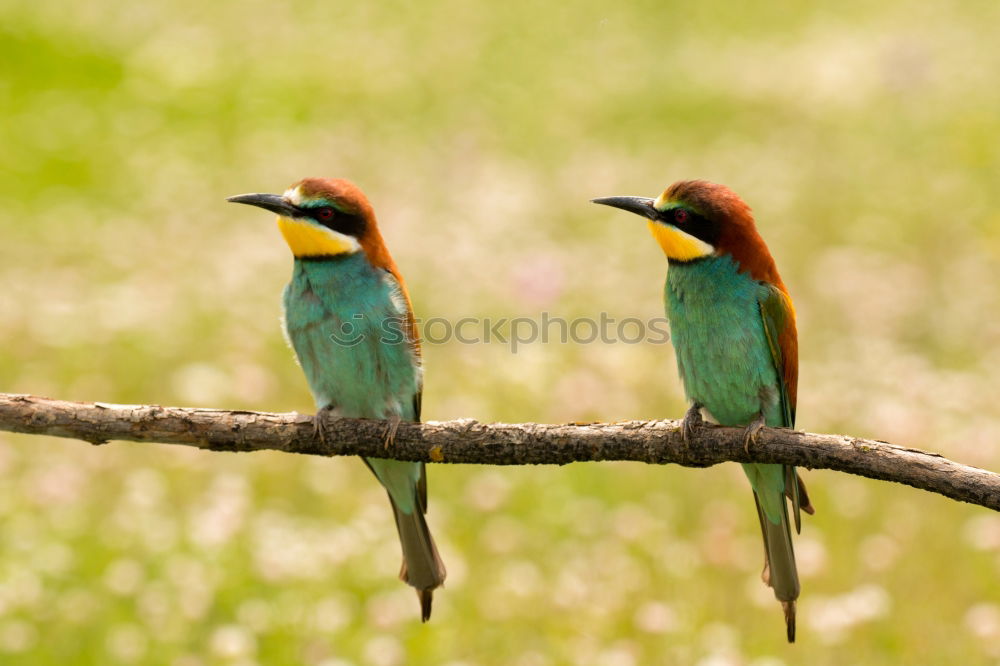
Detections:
593,180,813,642
228,178,446,620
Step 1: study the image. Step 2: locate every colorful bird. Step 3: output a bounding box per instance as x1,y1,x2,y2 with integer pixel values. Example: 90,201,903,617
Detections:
228,178,446,620
592,180,814,642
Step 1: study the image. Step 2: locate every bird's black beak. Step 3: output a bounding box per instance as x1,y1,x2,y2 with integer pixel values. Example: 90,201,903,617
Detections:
590,196,658,220
227,193,299,217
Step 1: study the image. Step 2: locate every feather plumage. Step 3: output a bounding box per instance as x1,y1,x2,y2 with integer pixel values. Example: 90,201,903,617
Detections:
594,180,814,642
230,178,445,620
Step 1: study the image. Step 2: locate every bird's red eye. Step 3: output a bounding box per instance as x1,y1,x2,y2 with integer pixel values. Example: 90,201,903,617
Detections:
674,209,689,224
315,207,336,221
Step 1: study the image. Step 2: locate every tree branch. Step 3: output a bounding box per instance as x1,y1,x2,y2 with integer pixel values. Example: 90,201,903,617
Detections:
1,392,997,512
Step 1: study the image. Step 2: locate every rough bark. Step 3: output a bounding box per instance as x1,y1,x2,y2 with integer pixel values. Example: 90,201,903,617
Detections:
1,393,997,512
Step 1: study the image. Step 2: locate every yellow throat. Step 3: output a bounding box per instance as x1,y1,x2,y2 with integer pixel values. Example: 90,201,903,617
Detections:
277,216,360,257
646,220,715,261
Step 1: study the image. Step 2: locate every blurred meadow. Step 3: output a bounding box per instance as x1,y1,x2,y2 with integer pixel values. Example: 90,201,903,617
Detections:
2,0,1000,663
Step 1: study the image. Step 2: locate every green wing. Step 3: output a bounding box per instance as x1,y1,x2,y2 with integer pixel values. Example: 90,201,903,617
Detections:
758,283,812,530
758,283,795,428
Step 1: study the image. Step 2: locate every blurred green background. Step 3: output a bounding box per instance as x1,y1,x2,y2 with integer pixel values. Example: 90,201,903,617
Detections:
2,0,1000,663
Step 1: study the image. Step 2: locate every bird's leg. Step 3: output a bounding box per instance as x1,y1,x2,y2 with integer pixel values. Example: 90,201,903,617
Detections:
681,402,703,446
313,405,335,445
742,412,767,455
383,414,402,449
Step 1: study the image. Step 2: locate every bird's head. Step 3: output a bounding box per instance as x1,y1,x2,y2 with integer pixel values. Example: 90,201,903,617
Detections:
228,177,381,260
592,180,783,284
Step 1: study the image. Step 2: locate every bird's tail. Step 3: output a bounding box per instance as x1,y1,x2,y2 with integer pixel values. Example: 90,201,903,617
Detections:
389,492,447,621
365,457,446,621
744,462,800,643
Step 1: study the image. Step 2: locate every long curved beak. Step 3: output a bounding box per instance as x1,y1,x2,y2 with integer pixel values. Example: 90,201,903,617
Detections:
590,196,657,220
227,193,298,217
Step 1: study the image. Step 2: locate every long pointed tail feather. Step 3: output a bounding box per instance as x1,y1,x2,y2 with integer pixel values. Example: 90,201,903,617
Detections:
363,457,447,621
752,487,800,643
782,601,796,643
390,497,447,621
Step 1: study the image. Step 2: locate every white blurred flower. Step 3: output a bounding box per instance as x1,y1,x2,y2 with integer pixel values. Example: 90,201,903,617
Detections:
26,462,86,506
513,651,551,666
170,655,204,666
365,589,413,630
963,515,1000,551
699,622,739,652
662,541,701,577
965,603,1000,639
0,570,42,608
189,473,250,549
33,542,74,575
748,658,786,666
859,534,899,572
552,569,588,609
464,470,511,512
633,601,678,634
595,643,638,666
696,653,741,666
106,624,148,663
172,362,230,405
166,555,215,621
103,558,144,596
231,362,276,403
0,620,37,653
362,635,403,666
795,537,827,577
238,599,274,633
807,584,891,644
137,583,172,629
480,515,525,554
612,503,658,543
209,624,256,659
57,588,99,624
123,468,168,509
499,560,542,598
312,596,352,633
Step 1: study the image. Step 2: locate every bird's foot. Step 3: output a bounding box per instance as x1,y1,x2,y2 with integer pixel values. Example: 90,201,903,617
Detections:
383,415,402,449
742,412,766,455
681,403,703,446
313,406,335,445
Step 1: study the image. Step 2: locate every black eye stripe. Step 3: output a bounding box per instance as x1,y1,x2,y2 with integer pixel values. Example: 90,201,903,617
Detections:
297,204,366,238
657,207,720,246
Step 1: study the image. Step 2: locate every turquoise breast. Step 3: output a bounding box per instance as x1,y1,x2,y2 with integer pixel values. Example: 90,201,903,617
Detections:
282,254,420,420
665,254,782,427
